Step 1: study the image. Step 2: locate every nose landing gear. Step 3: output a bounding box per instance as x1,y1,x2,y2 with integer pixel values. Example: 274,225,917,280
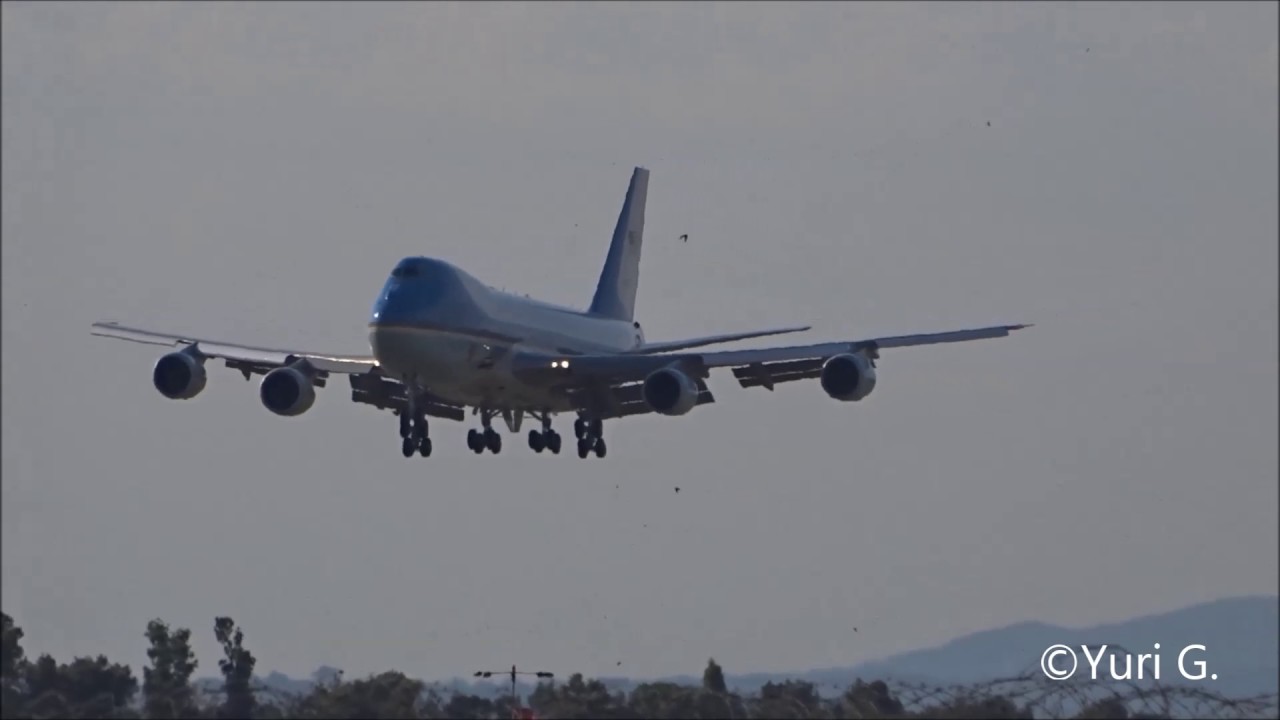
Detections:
398,383,432,458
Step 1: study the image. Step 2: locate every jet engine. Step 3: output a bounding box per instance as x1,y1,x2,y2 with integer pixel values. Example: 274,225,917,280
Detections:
152,350,207,400
642,366,700,416
259,365,317,417
819,353,877,402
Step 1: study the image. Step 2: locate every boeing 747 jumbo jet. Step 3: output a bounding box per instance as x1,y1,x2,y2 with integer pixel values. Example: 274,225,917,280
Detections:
91,167,1030,460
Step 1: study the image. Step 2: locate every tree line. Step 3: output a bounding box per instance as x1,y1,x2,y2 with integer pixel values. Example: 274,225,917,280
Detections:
1,611,1258,719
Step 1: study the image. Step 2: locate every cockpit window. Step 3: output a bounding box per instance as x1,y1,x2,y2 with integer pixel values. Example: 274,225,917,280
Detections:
392,264,420,278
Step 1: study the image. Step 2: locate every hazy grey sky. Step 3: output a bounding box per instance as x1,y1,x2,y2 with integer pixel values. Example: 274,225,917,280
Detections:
3,1,1276,683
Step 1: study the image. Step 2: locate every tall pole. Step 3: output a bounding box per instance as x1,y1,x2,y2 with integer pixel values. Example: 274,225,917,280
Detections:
473,666,554,718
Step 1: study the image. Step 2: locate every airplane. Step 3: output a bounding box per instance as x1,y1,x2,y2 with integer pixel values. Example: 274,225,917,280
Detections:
90,166,1031,460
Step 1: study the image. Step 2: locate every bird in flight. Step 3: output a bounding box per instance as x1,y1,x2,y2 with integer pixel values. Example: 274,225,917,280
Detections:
679,234,688,242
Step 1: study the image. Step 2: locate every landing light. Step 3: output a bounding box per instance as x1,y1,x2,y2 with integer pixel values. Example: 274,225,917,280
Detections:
549,360,570,369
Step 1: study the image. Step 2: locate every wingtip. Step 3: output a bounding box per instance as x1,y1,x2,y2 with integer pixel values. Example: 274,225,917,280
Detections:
1011,323,1034,330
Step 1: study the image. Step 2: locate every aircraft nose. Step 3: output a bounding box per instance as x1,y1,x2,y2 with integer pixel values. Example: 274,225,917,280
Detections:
371,283,408,325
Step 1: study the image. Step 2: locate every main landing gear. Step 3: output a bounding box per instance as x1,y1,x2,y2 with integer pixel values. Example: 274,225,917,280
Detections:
398,396,432,458
467,409,502,454
396,399,604,459
573,417,606,459
527,411,562,455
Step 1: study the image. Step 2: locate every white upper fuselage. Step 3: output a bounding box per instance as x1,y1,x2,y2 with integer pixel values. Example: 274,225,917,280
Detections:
368,256,643,410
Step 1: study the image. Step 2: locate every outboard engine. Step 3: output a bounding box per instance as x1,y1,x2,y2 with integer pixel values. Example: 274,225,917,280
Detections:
641,366,700,416
259,364,318,416
819,353,877,402
152,349,207,400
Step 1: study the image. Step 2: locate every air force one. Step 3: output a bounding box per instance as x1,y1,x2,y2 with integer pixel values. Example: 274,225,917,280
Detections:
91,167,1030,460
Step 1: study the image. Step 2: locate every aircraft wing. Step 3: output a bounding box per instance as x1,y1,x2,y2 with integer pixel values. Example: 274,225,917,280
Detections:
90,321,378,374
628,325,811,354
514,323,1032,391
91,320,469,420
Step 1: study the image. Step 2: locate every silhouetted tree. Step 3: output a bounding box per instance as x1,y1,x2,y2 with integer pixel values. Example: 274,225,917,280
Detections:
213,617,255,719
702,658,727,695
625,681,698,719
441,691,495,719
753,679,827,718
142,619,198,719
17,652,137,719
527,673,625,719
291,670,425,719
841,679,905,718
1,614,26,719
416,686,447,719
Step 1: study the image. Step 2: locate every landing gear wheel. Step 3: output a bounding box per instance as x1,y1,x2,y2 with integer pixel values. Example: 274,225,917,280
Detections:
577,437,591,459
418,436,433,457
401,437,415,458
546,431,562,455
485,429,502,454
574,418,586,439
468,428,484,453
528,430,545,453
594,437,607,458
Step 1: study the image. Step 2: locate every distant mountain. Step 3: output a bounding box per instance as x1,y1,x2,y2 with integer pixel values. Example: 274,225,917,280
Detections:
217,596,1279,703
748,595,1278,699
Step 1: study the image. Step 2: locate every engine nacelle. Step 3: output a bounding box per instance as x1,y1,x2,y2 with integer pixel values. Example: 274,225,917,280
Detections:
152,350,207,400
259,366,317,417
642,366,700,416
820,353,878,402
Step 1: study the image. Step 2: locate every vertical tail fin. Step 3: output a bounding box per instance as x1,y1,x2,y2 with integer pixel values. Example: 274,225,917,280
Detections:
589,166,648,321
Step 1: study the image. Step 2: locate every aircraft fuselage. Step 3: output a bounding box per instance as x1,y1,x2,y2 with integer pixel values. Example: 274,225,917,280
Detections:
368,256,643,411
